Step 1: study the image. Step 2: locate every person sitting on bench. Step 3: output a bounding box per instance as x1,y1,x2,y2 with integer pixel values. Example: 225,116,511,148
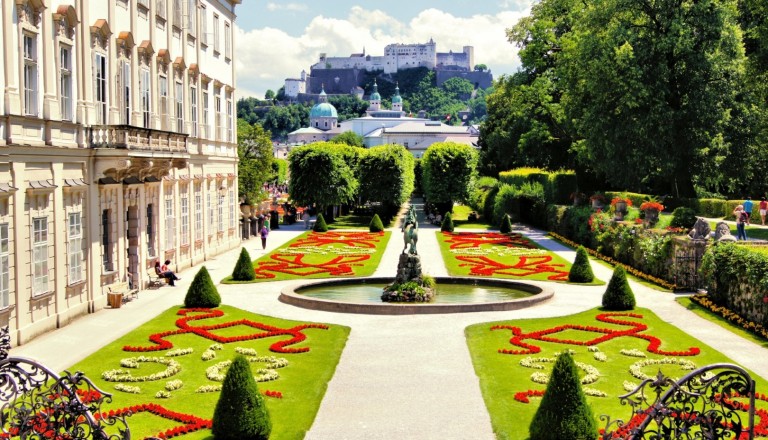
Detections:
155,260,180,286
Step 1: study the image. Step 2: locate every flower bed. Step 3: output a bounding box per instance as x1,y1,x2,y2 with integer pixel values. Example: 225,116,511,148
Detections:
690,293,768,340
437,231,571,281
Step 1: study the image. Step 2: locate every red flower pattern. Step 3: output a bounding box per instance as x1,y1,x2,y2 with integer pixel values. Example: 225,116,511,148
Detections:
443,231,537,250
456,255,569,280
290,231,384,249
254,253,370,279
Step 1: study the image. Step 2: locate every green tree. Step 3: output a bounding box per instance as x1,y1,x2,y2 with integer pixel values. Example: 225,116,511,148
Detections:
529,352,598,440
441,77,474,101
328,95,369,121
288,143,359,212
231,248,255,281
602,266,635,311
499,214,512,234
184,267,221,308
421,142,478,214
440,212,454,232
262,104,309,140
238,121,273,203
212,355,271,440
313,213,328,232
474,64,488,71
568,246,594,283
331,131,365,148
369,214,384,232
264,89,275,100
357,144,415,210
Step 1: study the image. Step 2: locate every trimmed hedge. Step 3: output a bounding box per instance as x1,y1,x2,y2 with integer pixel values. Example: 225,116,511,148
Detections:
500,214,512,233
670,207,697,229
698,198,728,218
184,267,222,308
212,355,271,440
568,246,594,283
369,214,384,232
231,248,255,281
602,266,636,311
441,212,454,232
313,213,328,232
498,168,576,205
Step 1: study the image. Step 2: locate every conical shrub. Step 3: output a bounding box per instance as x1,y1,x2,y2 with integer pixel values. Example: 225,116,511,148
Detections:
568,246,594,283
231,247,255,281
369,213,384,232
529,352,598,440
602,266,636,310
441,212,454,232
500,214,512,233
313,213,328,232
212,355,271,440
184,266,221,308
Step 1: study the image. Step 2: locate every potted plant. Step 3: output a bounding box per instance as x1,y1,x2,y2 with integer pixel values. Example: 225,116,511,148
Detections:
640,201,664,227
570,191,586,206
610,196,632,221
589,193,606,209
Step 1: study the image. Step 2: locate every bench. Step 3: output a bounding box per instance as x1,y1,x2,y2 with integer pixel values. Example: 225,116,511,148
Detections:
108,280,138,305
148,272,170,289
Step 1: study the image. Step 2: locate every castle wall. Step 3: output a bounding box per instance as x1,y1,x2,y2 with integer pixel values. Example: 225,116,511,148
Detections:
436,71,494,90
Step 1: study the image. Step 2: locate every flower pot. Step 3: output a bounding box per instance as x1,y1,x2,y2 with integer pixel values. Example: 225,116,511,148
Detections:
615,201,628,213
644,208,660,226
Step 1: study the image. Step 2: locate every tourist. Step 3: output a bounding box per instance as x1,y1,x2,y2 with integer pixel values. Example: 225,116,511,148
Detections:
734,205,748,241
155,260,180,286
302,208,311,229
743,197,753,225
260,224,269,250
760,197,767,226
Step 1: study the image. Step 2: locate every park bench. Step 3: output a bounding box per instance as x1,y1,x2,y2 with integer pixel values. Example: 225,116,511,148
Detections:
148,271,170,288
105,275,138,308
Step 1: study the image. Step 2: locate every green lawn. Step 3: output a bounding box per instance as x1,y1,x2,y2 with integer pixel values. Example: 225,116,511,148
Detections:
466,307,768,440
451,205,493,230
69,305,349,440
327,212,393,230
223,231,391,283
436,231,573,282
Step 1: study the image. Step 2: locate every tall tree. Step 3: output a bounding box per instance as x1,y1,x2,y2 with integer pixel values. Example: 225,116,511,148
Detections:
421,142,478,213
287,143,359,211
357,144,415,209
237,120,273,203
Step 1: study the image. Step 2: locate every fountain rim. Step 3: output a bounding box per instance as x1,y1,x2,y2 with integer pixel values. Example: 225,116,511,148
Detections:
279,277,554,315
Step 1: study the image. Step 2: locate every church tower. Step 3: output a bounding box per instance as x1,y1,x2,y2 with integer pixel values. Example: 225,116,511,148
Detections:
368,80,381,112
391,82,403,114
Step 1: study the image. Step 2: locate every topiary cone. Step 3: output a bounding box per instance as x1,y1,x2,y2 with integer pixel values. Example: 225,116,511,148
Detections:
231,247,255,281
529,352,598,440
500,214,512,233
568,246,594,283
369,213,384,232
184,266,221,308
602,266,636,310
313,213,328,232
212,355,271,440
441,212,454,232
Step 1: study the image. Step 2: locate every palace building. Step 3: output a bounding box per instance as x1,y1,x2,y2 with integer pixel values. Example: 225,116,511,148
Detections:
0,0,241,345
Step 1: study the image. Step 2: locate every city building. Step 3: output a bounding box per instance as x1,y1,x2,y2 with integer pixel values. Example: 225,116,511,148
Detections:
0,0,241,345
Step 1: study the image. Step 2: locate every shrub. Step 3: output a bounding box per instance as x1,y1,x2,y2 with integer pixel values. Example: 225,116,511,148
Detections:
313,213,328,232
184,266,221,308
369,213,384,232
493,184,520,225
549,171,577,204
212,355,271,440
529,352,598,440
602,266,636,311
441,212,454,232
568,246,594,283
670,207,697,229
231,248,255,281
500,214,512,233
698,198,728,218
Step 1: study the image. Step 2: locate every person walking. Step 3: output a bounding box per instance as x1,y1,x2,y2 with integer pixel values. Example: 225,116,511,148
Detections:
759,197,767,226
743,197,754,225
302,208,311,230
734,205,748,241
260,224,269,250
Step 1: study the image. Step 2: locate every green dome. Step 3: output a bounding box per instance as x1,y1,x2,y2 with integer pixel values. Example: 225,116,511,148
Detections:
310,102,338,118
392,84,402,103
369,80,381,101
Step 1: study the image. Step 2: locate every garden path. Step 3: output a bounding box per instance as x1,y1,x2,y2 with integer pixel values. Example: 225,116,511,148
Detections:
10,202,768,440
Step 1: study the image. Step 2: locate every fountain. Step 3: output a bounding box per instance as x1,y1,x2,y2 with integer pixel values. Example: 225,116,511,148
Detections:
381,205,435,302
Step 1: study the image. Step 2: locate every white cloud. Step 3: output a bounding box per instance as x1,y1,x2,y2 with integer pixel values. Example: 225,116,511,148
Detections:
235,7,531,99
266,2,308,12
498,0,532,10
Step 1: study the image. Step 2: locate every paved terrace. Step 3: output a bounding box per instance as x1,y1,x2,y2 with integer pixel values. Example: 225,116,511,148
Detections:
11,201,768,440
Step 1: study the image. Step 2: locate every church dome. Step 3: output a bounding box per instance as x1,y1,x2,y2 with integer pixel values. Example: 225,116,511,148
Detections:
392,84,402,103
310,102,338,118
369,80,381,101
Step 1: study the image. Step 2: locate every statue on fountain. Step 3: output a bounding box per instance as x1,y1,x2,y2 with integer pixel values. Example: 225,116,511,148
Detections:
382,204,435,302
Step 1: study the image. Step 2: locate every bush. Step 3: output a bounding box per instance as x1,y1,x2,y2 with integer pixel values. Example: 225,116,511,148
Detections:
602,266,635,311
493,184,520,225
184,266,221,308
212,355,271,440
670,207,697,229
313,213,328,232
500,214,512,233
528,352,598,440
698,198,728,218
231,248,255,281
441,212,454,232
568,246,594,283
369,213,384,232
549,171,577,205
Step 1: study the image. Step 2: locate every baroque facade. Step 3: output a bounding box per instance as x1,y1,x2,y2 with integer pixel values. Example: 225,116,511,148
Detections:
0,0,241,345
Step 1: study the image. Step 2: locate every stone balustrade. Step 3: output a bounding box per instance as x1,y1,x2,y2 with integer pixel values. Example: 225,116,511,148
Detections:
88,125,188,153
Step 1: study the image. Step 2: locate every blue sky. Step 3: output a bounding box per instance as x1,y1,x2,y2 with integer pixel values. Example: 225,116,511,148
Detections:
233,1,534,99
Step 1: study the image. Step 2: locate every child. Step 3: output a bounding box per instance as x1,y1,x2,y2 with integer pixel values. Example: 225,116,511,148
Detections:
260,224,269,250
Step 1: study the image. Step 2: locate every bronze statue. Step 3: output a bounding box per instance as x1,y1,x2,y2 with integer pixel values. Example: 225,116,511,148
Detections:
402,205,419,255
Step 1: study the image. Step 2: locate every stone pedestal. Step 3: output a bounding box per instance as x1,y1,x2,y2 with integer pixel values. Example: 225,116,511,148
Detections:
382,254,435,302
395,254,422,284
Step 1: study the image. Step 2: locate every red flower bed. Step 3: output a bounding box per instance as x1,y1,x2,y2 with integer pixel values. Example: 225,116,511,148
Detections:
456,255,569,280
513,389,545,404
290,231,384,249
254,254,370,279
96,403,211,439
443,231,537,250
123,308,329,354
491,313,700,356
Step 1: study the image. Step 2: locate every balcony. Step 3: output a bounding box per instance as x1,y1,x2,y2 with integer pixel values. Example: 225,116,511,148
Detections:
88,125,188,153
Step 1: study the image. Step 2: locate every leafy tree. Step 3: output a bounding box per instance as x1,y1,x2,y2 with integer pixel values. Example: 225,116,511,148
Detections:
271,158,287,184
602,266,635,311
441,77,474,101
231,248,255,281
184,267,221,308
264,89,275,100
568,246,594,283
328,95,369,121
474,64,488,71
421,142,478,214
238,121,273,203
369,214,384,232
357,144,415,210
262,104,309,140
288,143,359,211
212,355,271,440
275,86,286,102
331,131,365,148
529,352,598,440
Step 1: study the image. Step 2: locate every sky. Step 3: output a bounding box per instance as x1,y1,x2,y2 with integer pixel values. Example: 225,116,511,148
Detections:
233,1,535,99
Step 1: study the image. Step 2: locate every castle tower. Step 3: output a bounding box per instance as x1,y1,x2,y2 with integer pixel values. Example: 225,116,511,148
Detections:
391,82,403,114
369,80,381,112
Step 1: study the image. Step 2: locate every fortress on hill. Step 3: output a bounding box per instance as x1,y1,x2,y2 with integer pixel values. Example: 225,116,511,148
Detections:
284,39,493,100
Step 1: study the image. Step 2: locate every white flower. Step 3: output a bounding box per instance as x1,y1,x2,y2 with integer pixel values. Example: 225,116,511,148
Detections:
620,349,647,358
165,380,183,391
155,390,171,399
114,383,141,394
195,385,222,393
583,387,607,397
201,349,217,361
165,348,194,357
102,357,181,382
593,352,608,362
629,357,696,381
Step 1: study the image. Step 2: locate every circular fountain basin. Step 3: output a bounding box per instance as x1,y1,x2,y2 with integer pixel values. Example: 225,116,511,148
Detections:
280,277,553,315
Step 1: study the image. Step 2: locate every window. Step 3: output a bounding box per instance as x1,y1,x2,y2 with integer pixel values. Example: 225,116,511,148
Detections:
95,53,107,124
213,14,220,53
138,0,149,7
147,204,156,257
202,87,209,138
119,60,131,124
68,212,83,284
165,197,175,249
226,92,233,142
181,191,189,246
102,210,113,272
60,46,72,121
33,217,49,295
207,192,213,235
224,22,231,59
190,85,198,137
156,0,166,19
194,185,202,241
214,89,221,140
159,74,168,128
175,80,184,133
141,68,151,128
200,6,208,45
187,0,197,36
0,223,9,308
217,193,224,233
173,0,182,28
228,189,235,229
23,34,38,116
